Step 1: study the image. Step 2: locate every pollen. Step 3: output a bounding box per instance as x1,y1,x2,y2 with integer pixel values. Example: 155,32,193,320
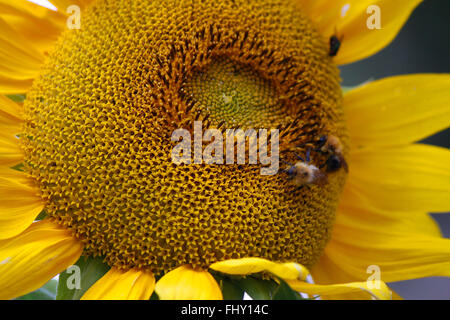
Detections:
21,0,347,275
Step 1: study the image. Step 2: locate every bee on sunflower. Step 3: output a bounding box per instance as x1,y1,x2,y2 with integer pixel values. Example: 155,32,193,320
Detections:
0,0,449,301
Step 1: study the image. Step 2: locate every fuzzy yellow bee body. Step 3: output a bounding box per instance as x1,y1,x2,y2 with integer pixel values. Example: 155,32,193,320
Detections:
319,135,348,173
289,162,328,187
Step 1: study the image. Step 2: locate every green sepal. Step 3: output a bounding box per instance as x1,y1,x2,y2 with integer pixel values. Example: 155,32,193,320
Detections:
7,94,26,103
272,278,307,300
221,279,246,300
56,255,110,300
212,272,311,300
10,163,24,171
35,209,47,220
212,273,245,300
230,275,278,300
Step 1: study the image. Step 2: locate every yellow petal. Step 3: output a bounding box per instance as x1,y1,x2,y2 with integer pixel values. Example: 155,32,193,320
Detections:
0,63,39,80
0,15,45,92
155,265,223,300
324,204,450,282
0,17,45,67
297,0,422,65
0,166,33,184
0,1,65,55
0,95,22,120
311,252,403,300
347,144,450,213
339,188,442,238
0,219,83,300
210,257,309,281
0,133,23,166
0,168,45,239
344,74,450,148
48,0,73,12
81,267,155,300
311,247,411,299
286,278,392,300
311,252,375,300
50,0,94,12
0,95,23,135
208,258,386,300
0,75,33,94
0,0,57,19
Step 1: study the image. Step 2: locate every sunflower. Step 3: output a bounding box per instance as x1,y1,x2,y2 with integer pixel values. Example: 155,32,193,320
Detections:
0,0,449,301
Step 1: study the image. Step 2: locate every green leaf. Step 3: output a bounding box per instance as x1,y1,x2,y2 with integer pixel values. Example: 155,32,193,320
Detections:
35,209,47,220
10,163,24,171
15,279,58,300
272,278,307,300
212,273,245,300
212,272,311,301
221,279,245,300
56,255,110,300
233,276,278,300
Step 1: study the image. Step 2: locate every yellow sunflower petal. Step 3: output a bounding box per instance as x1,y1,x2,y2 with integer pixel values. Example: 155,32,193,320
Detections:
0,166,31,184
0,219,83,300
344,74,450,148
0,95,23,135
286,278,392,300
0,95,22,119
0,14,47,93
50,0,94,12
0,76,33,94
49,0,74,12
0,62,39,80
298,0,422,64
0,17,45,66
311,254,404,300
339,189,442,237
155,265,223,300
0,0,57,19
0,133,23,166
209,257,388,300
324,205,450,282
0,1,65,55
210,257,309,281
81,267,155,300
348,144,450,213
311,252,380,300
0,168,44,239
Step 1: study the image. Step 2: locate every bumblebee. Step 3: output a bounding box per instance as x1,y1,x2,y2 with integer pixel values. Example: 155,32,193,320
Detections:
317,135,348,173
284,150,328,187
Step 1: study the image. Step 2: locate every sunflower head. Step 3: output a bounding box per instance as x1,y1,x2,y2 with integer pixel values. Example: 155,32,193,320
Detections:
3,0,450,302
19,0,348,275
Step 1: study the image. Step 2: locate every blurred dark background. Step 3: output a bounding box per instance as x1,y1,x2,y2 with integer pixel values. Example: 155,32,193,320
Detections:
340,0,450,299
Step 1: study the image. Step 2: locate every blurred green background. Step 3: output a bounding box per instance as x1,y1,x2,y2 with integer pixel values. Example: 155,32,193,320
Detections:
340,0,450,299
